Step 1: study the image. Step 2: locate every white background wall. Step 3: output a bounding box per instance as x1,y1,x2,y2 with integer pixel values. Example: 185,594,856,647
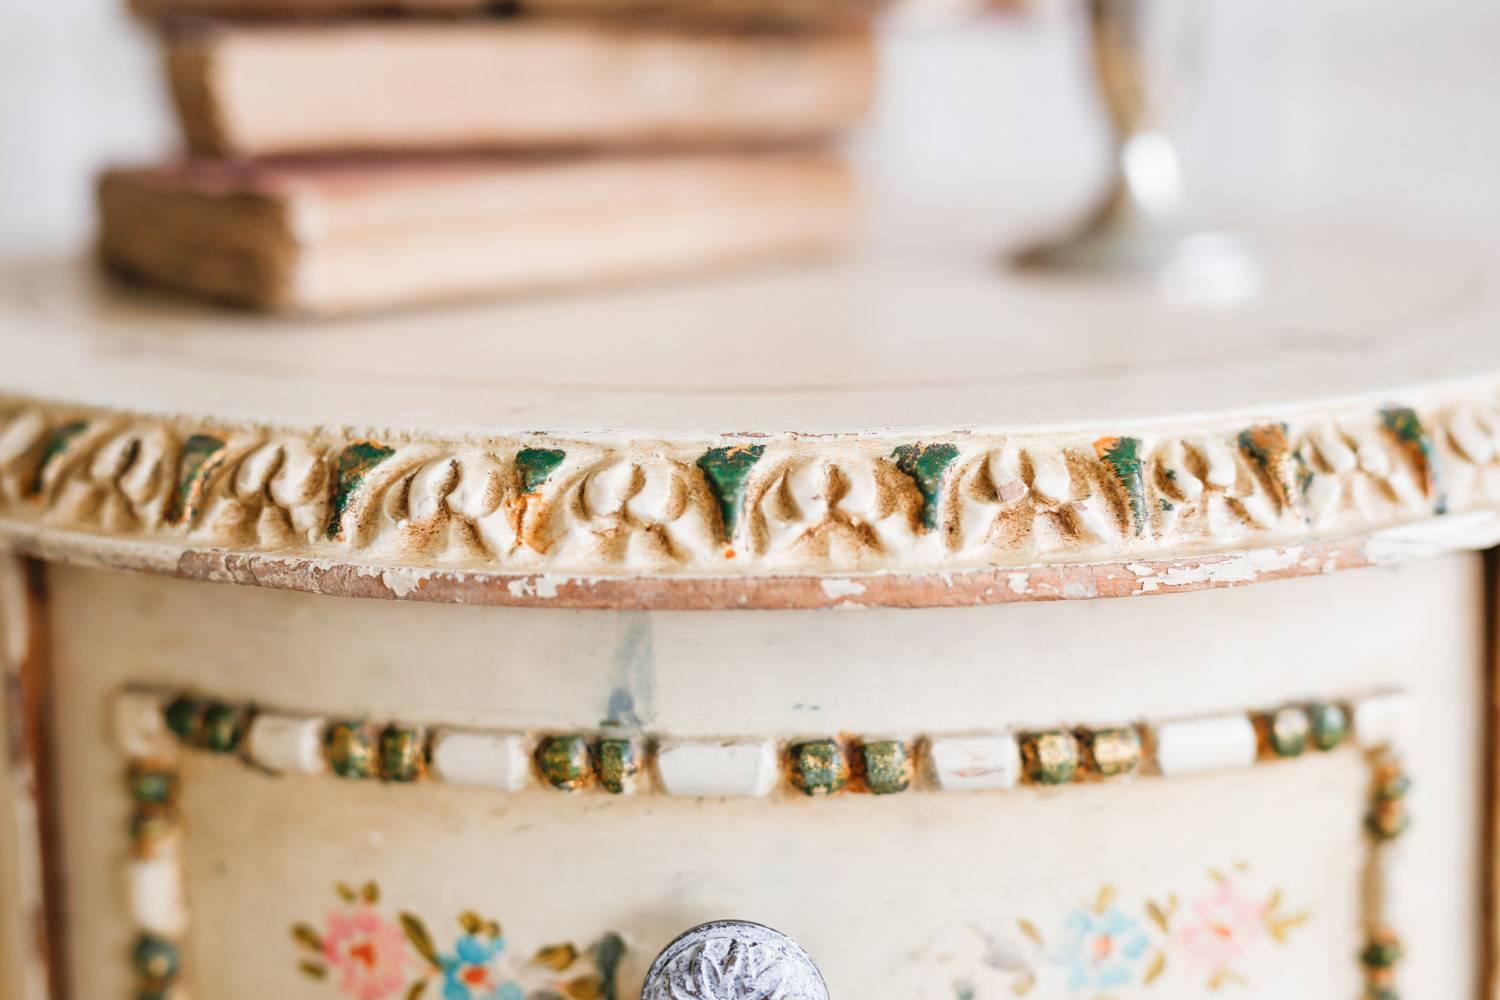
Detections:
0,0,1495,257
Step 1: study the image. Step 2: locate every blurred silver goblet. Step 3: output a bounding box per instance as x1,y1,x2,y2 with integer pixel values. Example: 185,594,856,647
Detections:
1018,0,1260,303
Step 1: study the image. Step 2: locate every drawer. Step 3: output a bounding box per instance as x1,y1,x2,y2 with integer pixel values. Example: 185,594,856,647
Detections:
26,554,1489,999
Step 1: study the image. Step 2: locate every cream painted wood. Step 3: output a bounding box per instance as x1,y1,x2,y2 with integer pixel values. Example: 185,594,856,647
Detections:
0,555,47,1000
43,555,1484,999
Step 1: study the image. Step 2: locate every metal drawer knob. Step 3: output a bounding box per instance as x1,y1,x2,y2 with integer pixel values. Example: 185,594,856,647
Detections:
641,920,829,1000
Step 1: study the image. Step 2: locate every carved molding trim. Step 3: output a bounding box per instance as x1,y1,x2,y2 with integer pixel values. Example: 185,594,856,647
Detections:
3,393,1500,590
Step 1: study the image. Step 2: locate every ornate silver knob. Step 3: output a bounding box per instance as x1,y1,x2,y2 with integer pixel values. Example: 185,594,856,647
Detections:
641,920,829,1000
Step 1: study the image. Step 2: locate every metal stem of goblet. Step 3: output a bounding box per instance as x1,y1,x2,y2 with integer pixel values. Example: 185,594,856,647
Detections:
1017,0,1260,301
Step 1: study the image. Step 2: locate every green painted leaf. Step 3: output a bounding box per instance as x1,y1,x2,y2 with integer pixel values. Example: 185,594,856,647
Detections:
890,442,959,531
516,448,567,494
400,912,440,968
696,445,765,541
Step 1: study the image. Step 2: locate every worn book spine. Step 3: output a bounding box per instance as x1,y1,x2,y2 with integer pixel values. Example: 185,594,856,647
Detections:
97,153,854,314
163,22,876,157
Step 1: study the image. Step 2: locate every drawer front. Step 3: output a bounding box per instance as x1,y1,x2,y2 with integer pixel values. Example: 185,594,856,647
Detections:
40,555,1485,999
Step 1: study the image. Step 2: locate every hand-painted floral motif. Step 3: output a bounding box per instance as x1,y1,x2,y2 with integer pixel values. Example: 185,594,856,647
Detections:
1055,898,1151,991
971,868,1306,998
312,886,413,1000
294,882,626,1000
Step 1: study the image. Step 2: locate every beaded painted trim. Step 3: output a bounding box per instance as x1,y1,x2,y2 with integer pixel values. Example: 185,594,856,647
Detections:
113,687,1412,1000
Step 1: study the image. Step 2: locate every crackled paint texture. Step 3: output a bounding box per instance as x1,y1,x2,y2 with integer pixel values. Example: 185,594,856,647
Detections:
326,442,397,539
166,433,228,525
891,442,959,531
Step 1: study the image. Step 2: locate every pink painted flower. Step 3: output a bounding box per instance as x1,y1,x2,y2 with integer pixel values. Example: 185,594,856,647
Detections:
1176,880,1266,975
323,907,412,1000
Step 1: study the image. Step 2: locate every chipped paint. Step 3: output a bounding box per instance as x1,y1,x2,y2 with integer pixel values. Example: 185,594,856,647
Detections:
819,578,866,599
1127,546,1307,593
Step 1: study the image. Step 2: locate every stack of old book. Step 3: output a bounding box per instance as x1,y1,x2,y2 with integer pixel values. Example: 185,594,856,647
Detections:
99,0,878,314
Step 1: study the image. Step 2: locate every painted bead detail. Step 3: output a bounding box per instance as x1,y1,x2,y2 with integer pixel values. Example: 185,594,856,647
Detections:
378,726,427,783
163,697,204,745
324,722,377,780
1361,930,1403,969
1309,703,1348,751
596,738,640,795
1264,707,1311,758
859,740,912,795
1086,728,1141,778
132,934,180,983
1022,730,1080,785
1367,756,1411,841
537,735,593,791
199,702,247,753
128,766,178,806
790,739,849,796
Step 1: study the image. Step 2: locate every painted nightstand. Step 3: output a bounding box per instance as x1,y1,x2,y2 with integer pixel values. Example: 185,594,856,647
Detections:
1,233,1498,1000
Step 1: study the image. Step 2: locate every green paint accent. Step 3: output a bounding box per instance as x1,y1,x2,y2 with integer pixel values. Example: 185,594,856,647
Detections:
695,445,766,541
163,696,203,744
516,448,567,493
1308,703,1347,751
1367,802,1410,841
537,735,592,791
1360,937,1403,969
166,433,227,525
1266,707,1311,758
1159,498,1174,512
595,739,638,794
27,421,87,496
592,933,627,1000
128,767,178,806
129,806,176,852
132,934,180,983
859,740,911,795
379,726,426,782
1093,437,1146,537
326,441,396,539
1024,731,1079,785
325,722,376,780
1087,728,1141,778
199,702,245,753
1376,773,1411,801
891,442,960,531
790,739,849,796
1237,423,1304,516
1381,406,1446,514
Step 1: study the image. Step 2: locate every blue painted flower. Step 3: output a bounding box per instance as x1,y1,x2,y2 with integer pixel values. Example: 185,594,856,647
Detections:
1054,908,1150,992
438,935,523,1000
